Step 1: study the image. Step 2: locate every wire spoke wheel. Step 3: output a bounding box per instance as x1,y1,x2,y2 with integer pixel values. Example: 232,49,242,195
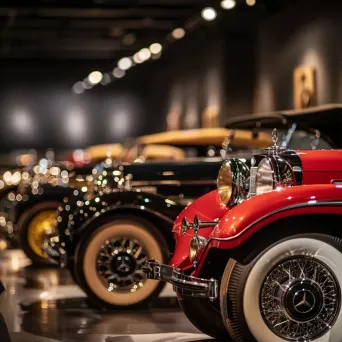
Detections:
27,210,57,259
96,237,148,293
260,257,341,340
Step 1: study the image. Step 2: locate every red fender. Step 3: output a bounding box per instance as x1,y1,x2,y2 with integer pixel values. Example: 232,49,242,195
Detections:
193,184,342,275
170,190,228,269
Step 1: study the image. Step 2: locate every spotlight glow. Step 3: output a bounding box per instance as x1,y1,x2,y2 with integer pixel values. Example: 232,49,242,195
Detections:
72,81,84,94
138,48,151,61
113,67,125,79
118,57,133,71
201,7,217,21
149,43,162,54
133,53,144,64
246,0,256,6
172,28,185,39
87,71,103,85
221,0,236,10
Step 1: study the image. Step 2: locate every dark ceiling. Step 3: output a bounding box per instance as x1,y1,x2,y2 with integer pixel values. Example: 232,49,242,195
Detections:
0,0,302,60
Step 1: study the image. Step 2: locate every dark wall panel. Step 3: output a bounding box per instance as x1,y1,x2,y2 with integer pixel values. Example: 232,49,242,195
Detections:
254,0,342,112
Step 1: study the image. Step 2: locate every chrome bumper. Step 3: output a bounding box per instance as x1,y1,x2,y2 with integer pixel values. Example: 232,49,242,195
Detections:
43,235,68,268
142,260,217,300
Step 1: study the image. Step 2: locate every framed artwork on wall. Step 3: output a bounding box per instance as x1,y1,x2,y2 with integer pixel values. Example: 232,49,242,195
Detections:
293,65,317,109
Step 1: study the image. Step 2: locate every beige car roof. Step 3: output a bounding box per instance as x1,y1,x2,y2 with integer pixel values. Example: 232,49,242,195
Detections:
86,143,125,161
138,128,272,149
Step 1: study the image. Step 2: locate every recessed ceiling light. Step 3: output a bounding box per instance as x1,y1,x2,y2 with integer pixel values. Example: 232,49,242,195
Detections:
133,53,144,64
87,71,103,85
201,7,217,21
221,0,236,10
118,57,132,71
138,48,151,61
149,43,162,54
113,67,125,79
172,28,185,39
72,81,84,94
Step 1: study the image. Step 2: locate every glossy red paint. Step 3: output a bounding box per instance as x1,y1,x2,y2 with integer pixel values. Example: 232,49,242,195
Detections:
297,150,342,184
193,184,342,276
169,190,228,269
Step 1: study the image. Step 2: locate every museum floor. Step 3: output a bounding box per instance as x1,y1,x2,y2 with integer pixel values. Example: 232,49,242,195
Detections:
0,249,210,342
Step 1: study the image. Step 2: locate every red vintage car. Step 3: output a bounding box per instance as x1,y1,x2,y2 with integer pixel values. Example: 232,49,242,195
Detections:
144,129,342,341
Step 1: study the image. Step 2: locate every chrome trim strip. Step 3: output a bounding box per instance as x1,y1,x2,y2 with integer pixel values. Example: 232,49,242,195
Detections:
130,180,217,186
212,200,342,242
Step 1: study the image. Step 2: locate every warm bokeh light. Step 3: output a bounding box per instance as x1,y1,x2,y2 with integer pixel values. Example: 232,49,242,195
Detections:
246,0,256,6
133,52,144,64
87,71,103,85
149,43,162,54
113,67,125,79
221,0,236,10
118,57,133,71
137,48,151,61
172,28,185,39
201,7,217,21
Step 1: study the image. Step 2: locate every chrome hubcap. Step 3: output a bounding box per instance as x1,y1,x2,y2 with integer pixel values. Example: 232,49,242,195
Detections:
260,257,340,340
96,237,148,292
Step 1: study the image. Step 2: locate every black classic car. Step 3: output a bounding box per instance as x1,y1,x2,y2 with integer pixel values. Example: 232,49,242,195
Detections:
44,104,342,310
8,128,268,265
45,127,272,308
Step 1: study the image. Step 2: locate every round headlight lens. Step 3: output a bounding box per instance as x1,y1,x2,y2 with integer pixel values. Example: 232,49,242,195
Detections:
256,158,274,195
217,160,233,204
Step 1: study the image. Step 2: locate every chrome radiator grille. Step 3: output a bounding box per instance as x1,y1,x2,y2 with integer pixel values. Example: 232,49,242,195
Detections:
249,166,257,197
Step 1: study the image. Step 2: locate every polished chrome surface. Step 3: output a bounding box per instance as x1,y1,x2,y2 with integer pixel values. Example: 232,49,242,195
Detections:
260,257,340,340
96,237,148,292
143,260,217,301
189,235,208,264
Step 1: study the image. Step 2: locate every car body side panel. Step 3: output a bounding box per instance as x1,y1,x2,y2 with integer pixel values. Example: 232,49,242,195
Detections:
193,184,342,275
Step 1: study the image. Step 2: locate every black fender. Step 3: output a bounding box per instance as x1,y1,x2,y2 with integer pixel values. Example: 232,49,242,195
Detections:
13,183,75,224
59,190,184,255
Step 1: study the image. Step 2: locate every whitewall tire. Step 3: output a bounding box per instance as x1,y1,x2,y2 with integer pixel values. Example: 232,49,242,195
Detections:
74,216,169,309
221,234,342,342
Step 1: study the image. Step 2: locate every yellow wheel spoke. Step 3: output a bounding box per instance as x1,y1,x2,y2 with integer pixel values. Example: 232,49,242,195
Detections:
27,210,57,259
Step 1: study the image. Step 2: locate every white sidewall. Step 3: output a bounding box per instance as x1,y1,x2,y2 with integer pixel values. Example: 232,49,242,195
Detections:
243,237,342,342
83,221,164,306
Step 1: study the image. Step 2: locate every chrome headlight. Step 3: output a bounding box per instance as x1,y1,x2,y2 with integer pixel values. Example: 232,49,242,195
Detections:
189,235,207,263
255,156,295,196
217,159,249,205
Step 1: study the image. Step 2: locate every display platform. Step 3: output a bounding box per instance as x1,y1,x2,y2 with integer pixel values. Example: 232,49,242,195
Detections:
0,250,209,342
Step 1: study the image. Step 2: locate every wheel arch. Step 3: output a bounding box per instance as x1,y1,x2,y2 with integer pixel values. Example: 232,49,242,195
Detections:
74,205,175,251
198,212,342,279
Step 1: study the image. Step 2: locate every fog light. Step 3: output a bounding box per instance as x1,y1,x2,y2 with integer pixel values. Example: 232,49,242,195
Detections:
189,235,208,264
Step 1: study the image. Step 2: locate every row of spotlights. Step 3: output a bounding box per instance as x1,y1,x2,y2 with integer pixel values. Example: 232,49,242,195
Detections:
73,1,255,93
202,0,256,21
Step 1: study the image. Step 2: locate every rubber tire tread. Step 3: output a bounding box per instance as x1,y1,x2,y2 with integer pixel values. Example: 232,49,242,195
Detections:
177,294,232,340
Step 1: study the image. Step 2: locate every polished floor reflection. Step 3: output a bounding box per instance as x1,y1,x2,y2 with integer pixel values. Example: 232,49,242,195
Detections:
0,249,211,342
